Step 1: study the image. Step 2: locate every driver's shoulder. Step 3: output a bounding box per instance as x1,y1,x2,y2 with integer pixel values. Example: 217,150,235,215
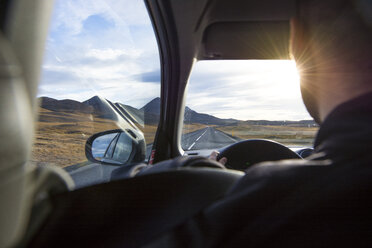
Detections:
247,156,332,181
228,156,332,194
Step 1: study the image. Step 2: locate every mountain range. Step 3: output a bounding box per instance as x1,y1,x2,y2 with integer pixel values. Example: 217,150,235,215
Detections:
39,96,316,127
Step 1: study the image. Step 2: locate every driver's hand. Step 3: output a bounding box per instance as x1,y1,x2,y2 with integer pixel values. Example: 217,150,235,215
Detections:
208,151,227,166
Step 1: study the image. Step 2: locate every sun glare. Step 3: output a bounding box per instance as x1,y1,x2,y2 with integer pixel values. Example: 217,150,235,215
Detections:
187,60,308,120
271,60,301,97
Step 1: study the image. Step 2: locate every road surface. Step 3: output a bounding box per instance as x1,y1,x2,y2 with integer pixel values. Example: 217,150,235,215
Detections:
181,127,241,150
146,126,241,156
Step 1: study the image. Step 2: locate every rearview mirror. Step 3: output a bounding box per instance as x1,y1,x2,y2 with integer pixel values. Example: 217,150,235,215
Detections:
85,129,145,165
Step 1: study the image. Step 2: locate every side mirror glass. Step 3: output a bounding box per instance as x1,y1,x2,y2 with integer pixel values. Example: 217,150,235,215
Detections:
86,129,145,165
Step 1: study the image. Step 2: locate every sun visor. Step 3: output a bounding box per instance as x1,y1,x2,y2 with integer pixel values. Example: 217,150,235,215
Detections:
200,21,291,60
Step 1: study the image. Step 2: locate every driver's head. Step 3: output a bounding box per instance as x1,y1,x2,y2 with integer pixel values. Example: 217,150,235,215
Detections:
290,0,372,123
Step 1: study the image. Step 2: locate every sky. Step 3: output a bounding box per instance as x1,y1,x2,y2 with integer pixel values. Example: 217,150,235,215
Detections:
39,0,312,121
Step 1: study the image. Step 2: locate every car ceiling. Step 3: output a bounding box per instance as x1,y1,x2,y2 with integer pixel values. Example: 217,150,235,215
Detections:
166,0,295,61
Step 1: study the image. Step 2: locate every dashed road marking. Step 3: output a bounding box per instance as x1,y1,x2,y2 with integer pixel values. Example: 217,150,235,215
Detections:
188,128,208,150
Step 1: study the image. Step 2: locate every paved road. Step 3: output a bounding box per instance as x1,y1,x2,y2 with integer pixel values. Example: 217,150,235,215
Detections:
146,127,242,155
181,127,241,150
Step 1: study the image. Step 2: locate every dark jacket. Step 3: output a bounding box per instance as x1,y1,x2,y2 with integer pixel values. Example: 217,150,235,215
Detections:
150,92,372,247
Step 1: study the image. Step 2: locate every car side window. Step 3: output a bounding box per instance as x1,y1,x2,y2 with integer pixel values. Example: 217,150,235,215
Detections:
32,0,160,188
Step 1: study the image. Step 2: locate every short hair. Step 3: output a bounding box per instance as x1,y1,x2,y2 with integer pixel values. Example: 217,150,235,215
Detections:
295,0,372,69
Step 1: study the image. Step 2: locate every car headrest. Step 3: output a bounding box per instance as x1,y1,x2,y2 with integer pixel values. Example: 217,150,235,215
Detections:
0,27,74,248
0,30,35,248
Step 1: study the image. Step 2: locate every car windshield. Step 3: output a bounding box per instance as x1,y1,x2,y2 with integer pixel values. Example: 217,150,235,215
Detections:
182,60,318,152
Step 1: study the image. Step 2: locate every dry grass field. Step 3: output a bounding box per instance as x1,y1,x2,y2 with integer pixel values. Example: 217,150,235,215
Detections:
138,124,158,144
31,108,120,167
182,123,210,135
217,123,318,147
32,107,205,168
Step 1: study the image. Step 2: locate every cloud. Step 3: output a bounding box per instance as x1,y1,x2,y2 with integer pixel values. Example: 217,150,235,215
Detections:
39,0,160,109
86,48,141,61
132,70,161,83
82,14,114,32
41,68,80,85
51,0,150,34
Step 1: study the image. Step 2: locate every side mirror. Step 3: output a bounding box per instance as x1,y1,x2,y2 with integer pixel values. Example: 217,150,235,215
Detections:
85,129,146,165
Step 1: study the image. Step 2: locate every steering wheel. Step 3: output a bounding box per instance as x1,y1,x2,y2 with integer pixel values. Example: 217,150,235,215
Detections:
217,139,301,171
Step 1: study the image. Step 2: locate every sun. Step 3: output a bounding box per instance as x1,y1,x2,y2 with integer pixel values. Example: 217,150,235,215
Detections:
271,60,301,96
